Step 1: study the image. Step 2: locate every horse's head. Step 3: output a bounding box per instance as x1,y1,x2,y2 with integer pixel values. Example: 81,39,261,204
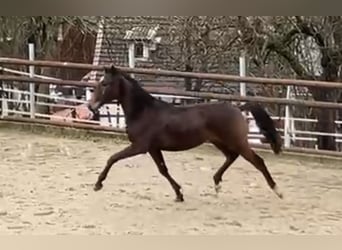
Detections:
88,65,124,114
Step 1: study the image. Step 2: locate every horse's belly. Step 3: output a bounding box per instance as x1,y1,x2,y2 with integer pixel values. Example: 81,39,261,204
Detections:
157,130,206,151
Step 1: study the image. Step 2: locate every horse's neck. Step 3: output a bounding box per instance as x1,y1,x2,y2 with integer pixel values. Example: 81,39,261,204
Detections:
119,95,134,121
118,83,156,125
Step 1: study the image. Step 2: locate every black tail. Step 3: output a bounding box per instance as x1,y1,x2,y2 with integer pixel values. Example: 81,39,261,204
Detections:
239,102,282,154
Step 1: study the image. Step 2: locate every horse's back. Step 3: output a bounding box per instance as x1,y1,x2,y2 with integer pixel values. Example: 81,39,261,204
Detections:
171,102,246,135
198,102,249,142
146,101,247,151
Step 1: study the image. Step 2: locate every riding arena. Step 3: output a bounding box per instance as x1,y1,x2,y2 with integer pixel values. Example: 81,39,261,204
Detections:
0,57,342,235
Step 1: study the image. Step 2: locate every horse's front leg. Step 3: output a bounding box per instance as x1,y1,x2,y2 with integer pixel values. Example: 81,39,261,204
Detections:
94,143,148,191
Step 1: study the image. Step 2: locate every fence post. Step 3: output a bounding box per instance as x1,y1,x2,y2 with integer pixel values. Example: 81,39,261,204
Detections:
239,53,247,117
284,85,292,148
28,43,35,118
86,17,104,102
239,54,247,97
0,68,7,118
128,42,135,78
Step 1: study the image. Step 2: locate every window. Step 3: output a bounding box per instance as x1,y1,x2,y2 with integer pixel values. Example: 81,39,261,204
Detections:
128,41,150,62
134,42,144,58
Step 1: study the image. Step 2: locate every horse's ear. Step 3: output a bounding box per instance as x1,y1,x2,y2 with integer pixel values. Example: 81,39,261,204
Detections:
110,65,119,75
104,66,110,73
105,65,119,75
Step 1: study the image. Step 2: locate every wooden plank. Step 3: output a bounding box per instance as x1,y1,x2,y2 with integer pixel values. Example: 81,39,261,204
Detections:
0,75,96,88
1,57,342,89
2,75,342,109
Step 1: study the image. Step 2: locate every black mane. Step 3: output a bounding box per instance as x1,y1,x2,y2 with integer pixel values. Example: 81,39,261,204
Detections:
120,71,169,123
121,72,155,104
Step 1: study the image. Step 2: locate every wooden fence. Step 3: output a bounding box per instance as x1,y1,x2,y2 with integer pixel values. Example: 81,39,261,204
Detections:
2,57,342,158
2,70,342,110
2,57,342,89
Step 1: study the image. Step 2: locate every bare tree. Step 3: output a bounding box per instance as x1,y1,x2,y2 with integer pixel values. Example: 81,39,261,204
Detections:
167,16,239,91
236,16,342,150
0,16,99,115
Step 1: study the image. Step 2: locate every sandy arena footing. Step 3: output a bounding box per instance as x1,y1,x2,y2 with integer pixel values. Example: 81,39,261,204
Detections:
0,129,342,235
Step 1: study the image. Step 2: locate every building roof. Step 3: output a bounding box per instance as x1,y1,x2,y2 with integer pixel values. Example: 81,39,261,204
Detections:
123,25,160,41
83,17,299,98
86,17,171,83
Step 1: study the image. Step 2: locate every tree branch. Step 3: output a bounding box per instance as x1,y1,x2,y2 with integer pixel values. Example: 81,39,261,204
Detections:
266,38,312,79
294,16,325,48
237,16,311,79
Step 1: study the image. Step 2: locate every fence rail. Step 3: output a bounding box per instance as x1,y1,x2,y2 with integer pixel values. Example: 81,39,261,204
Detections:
2,57,342,89
2,57,342,156
4,86,342,144
2,116,342,159
2,75,342,110
0,75,95,88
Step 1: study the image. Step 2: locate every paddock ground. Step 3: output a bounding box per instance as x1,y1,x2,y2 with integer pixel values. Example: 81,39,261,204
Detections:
0,128,342,235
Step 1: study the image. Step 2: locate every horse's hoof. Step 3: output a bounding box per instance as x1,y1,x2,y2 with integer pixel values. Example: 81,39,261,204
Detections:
93,183,103,191
174,196,184,202
272,184,283,199
215,184,221,194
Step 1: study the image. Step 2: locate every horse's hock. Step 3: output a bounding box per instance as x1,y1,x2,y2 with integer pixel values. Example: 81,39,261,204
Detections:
0,126,342,235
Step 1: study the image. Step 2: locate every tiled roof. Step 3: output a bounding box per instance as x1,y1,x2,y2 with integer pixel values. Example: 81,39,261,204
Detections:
123,25,160,41
84,17,299,98
85,17,174,83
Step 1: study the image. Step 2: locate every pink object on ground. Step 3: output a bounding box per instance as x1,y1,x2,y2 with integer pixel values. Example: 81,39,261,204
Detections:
50,104,94,122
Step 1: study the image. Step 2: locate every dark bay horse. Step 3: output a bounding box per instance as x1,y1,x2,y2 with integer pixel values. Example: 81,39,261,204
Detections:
88,65,283,202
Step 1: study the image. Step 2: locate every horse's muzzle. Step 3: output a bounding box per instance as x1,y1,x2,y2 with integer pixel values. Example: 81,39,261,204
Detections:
87,103,99,115
87,103,101,121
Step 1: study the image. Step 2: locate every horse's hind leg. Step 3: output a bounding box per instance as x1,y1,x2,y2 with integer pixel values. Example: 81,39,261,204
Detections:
239,144,283,199
212,142,239,194
149,149,184,202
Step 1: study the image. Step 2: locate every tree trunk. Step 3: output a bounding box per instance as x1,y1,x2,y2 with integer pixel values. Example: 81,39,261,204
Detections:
193,61,208,92
311,89,337,150
193,79,203,92
310,63,339,150
35,50,56,116
35,82,50,116
0,69,3,115
184,64,193,91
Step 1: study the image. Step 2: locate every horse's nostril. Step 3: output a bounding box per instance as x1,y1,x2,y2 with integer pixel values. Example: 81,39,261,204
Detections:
87,104,95,113
87,103,101,116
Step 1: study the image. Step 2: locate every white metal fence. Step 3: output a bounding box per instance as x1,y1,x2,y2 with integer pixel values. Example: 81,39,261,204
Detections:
3,85,342,150
1,49,342,151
